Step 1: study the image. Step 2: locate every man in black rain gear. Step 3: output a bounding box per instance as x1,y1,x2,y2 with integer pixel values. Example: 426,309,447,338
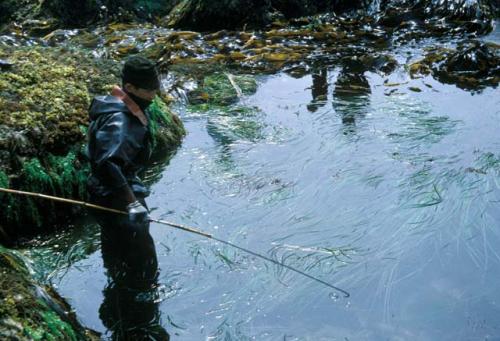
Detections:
87,56,169,340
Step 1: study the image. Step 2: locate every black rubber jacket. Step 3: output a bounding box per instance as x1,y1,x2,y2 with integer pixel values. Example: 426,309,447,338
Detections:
87,95,152,198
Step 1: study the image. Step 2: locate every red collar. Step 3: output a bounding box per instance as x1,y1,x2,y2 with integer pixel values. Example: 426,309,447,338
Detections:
111,86,148,126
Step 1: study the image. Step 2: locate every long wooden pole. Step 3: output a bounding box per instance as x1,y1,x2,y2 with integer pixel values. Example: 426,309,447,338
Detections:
0,187,349,297
0,187,211,237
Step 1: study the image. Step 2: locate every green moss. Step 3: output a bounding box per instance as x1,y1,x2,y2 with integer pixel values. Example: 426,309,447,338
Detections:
147,96,186,151
47,151,90,199
20,159,56,227
0,148,90,233
0,171,8,201
0,46,119,155
22,159,55,194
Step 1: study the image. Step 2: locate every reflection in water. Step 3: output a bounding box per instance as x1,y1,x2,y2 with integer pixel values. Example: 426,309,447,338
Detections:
95,206,169,340
307,68,329,112
205,106,266,170
332,68,371,134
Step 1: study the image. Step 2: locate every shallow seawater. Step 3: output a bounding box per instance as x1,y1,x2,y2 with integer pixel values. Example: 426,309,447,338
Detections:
25,30,500,340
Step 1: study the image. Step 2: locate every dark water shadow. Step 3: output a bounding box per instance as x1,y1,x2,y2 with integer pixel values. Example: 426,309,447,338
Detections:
332,62,371,135
307,67,329,112
97,214,170,340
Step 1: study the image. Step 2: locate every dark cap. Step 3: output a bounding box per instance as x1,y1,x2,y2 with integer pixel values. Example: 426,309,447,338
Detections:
122,56,160,90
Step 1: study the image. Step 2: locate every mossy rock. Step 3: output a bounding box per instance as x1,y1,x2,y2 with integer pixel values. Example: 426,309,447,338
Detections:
0,46,185,244
148,97,187,152
0,46,119,157
0,246,98,340
188,73,258,105
0,102,184,244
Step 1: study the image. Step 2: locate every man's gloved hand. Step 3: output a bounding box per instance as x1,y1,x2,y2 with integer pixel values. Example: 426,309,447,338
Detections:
127,200,150,227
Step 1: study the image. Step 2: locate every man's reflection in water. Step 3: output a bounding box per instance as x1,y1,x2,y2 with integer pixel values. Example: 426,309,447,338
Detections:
307,67,329,112
94,201,170,341
332,62,371,134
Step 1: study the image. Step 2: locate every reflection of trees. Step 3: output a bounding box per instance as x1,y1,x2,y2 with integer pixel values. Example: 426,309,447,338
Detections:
332,66,371,134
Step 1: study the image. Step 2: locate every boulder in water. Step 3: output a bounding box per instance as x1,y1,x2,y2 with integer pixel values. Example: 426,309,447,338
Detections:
40,0,175,28
409,41,500,91
165,0,273,31
165,0,371,31
270,0,367,18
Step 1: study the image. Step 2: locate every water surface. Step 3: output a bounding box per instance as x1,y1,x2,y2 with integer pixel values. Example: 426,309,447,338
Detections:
25,29,500,340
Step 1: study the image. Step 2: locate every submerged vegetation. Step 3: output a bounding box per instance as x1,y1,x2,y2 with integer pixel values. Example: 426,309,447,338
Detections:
188,73,258,105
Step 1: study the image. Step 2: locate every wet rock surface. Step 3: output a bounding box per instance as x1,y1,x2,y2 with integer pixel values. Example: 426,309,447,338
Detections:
3,0,497,34
409,41,500,90
166,0,273,31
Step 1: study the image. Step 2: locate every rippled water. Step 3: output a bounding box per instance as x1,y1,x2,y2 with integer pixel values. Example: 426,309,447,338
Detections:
24,30,500,340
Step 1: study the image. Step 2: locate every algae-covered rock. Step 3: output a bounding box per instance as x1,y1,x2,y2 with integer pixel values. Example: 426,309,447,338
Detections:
0,46,119,157
148,97,187,152
0,46,185,244
188,73,258,105
0,47,114,241
0,246,98,340
409,41,500,91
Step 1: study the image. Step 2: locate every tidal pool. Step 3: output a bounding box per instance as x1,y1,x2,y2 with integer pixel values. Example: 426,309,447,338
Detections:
25,32,500,340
